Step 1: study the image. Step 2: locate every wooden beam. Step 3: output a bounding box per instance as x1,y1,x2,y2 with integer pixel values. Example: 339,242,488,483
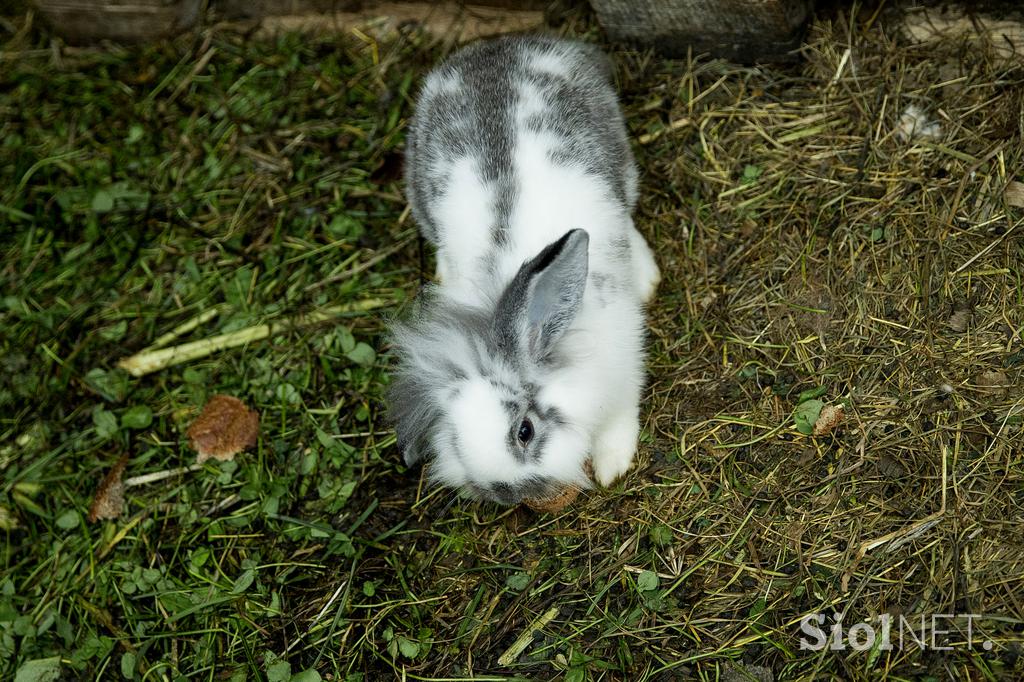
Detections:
589,0,814,63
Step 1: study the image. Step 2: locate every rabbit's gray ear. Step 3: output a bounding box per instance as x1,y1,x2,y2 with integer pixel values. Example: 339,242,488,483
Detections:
494,229,589,360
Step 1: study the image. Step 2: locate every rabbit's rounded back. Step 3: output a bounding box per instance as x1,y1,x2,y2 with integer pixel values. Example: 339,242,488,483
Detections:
405,35,638,250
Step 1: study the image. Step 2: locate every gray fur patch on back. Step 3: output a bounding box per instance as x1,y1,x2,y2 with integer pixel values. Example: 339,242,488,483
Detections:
404,35,638,248
519,63,635,207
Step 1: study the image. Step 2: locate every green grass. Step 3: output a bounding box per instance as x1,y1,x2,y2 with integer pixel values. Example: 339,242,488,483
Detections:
3,7,1024,682
1,26,423,681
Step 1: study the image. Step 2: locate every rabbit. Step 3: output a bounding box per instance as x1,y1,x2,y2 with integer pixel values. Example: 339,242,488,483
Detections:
388,34,660,505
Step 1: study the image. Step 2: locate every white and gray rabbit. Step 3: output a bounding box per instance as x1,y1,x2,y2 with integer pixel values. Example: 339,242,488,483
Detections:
388,35,660,505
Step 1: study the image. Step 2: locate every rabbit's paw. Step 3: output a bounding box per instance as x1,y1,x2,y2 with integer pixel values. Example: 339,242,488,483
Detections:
591,413,639,487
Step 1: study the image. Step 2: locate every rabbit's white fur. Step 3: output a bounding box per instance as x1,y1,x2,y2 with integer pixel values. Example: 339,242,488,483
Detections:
389,35,659,504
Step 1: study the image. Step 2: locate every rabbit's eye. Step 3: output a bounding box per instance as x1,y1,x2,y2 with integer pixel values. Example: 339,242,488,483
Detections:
517,419,534,445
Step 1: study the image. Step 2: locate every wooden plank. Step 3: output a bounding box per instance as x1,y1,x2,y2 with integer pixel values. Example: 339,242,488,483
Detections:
589,0,814,63
29,0,546,44
32,0,201,43
236,1,545,42
215,0,549,20
903,5,1024,61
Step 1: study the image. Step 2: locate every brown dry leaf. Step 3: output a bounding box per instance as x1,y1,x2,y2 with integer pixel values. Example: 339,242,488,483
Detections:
813,403,845,436
187,395,259,463
524,460,592,513
796,446,817,466
1005,181,1024,208
524,486,580,513
946,306,972,332
88,455,128,522
877,454,906,479
976,370,1010,395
